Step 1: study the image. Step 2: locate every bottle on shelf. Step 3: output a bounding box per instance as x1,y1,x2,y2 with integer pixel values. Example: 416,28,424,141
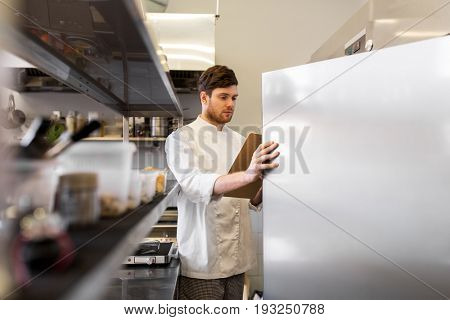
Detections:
87,112,103,137
65,111,76,134
76,113,86,133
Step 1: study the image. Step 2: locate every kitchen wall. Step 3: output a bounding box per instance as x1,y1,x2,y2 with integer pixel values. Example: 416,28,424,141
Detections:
167,0,368,130
0,89,169,174
11,91,118,119
0,90,119,142
166,0,369,296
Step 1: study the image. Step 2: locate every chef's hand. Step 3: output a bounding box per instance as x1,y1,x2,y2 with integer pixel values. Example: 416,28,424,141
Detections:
244,141,279,184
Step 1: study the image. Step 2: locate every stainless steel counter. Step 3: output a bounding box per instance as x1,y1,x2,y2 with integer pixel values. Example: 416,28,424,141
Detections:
104,259,180,300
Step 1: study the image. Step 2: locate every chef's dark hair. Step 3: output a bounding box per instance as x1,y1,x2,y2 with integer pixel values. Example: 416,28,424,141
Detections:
198,65,238,96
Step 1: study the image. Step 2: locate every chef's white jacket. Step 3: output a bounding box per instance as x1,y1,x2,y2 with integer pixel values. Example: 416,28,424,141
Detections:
165,116,260,279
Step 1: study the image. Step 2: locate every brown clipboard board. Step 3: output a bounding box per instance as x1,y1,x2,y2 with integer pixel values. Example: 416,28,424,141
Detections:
224,133,262,199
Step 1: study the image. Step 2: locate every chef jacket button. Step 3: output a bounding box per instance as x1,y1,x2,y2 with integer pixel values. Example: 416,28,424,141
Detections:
235,209,239,214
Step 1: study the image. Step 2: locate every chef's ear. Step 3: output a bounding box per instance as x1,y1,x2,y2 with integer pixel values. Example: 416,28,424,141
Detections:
200,91,208,104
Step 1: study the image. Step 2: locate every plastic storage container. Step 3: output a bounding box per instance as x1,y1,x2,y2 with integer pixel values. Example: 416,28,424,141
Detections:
140,171,159,203
128,170,142,209
9,159,59,216
143,167,167,194
57,142,136,217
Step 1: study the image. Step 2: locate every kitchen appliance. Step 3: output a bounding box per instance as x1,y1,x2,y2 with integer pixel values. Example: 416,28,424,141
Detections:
262,36,450,299
124,241,177,265
147,209,178,243
150,117,168,137
310,0,450,62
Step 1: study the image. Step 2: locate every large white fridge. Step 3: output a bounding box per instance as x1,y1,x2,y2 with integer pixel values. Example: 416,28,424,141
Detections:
262,36,450,299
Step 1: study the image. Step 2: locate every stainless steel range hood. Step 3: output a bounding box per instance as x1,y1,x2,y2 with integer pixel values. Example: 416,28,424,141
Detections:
0,0,183,118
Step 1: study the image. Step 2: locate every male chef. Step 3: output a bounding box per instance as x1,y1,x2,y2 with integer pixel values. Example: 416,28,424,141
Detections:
165,65,279,299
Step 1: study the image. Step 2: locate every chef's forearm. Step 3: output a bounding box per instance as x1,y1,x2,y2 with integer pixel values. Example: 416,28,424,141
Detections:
212,171,252,195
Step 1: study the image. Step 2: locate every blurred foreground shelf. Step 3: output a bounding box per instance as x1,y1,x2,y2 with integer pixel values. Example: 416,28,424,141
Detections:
15,181,179,299
83,137,166,142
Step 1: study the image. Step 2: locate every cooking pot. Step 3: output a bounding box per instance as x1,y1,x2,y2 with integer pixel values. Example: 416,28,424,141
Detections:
150,117,168,137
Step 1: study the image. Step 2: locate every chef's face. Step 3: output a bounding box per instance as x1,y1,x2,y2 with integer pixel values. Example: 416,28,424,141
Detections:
201,85,238,125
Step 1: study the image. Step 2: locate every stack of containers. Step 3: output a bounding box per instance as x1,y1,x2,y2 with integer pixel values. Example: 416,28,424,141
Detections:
57,142,136,217
140,166,167,204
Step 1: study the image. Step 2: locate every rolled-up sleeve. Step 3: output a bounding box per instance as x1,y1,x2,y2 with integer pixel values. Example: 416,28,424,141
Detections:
165,128,221,204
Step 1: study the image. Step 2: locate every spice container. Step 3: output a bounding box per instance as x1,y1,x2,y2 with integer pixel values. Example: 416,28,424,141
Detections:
54,173,99,226
65,111,76,134
143,166,167,194
76,113,86,133
156,170,167,194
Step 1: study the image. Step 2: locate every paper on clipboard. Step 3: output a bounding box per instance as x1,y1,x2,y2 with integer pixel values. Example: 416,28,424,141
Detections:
224,133,262,199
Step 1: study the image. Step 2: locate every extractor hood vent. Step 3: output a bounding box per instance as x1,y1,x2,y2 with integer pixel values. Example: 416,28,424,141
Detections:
8,68,75,92
25,68,47,77
4,0,184,116
169,70,203,93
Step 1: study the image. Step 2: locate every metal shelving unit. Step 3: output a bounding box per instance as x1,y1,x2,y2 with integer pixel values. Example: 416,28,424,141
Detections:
0,0,184,118
14,181,179,300
152,224,177,228
0,0,183,299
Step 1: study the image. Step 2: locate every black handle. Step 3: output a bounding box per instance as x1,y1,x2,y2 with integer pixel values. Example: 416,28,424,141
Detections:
71,120,101,142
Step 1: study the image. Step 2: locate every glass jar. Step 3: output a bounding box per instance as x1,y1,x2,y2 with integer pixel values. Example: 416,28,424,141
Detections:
54,173,99,226
76,113,86,133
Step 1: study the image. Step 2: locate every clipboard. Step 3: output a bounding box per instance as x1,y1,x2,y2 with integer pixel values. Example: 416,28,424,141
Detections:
224,133,262,199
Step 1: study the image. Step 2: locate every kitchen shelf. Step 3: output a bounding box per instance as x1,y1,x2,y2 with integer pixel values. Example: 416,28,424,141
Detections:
14,181,180,300
1,0,183,117
83,137,166,142
15,136,167,143
152,224,177,228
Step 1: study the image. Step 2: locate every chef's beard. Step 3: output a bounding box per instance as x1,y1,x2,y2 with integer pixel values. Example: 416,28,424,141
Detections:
205,106,233,125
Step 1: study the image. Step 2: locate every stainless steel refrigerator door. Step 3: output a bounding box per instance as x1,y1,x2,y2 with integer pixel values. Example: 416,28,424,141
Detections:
262,36,450,299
